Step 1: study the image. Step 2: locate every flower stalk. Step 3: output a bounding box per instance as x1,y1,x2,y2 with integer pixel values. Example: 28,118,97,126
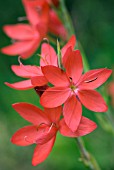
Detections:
76,138,101,170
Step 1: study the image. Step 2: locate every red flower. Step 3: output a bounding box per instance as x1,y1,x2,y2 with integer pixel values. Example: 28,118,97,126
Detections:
40,48,112,131
5,36,76,90
22,0,67,39
5,41,58,90
1,1,48,59
5,62,48,90
11,102,97,166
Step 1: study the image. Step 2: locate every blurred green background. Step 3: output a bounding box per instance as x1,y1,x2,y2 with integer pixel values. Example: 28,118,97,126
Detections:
0,0,114,170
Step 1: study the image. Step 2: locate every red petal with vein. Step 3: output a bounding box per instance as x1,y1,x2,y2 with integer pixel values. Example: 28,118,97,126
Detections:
59,117,97,137
42,65,70,86
31,76,48,86
40,43,58,66
61,35,76,57
40,87,71,108
12,102,49,125
11,125,38,146
1,40,39,56
63,95,82,132
44,106,62,123
48,10,67,39
3,24,37,40
11,65,42,78
78,68,112,89
32,136,56,166
5,80,33,90
78,90,108,112
64,50,83,84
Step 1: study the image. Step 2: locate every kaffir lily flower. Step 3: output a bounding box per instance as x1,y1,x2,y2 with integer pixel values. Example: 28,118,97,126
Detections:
11,102,97,166
5,35,76,90
23,0,67,39
1,1,48,59
40,47,112,132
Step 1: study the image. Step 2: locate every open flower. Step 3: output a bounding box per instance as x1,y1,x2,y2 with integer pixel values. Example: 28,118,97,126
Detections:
5,36,76,90
40,48,112,131
11,102,97,166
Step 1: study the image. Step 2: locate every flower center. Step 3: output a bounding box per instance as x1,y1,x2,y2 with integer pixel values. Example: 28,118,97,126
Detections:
70,85,76,91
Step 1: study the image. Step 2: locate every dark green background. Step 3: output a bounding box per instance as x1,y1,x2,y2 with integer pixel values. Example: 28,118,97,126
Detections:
0,0,114,170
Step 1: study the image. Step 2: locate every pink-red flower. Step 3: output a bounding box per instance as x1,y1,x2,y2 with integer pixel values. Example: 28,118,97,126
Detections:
1,1,48,59
5,36,76,90
1,0,67,59
23,0,67,39
11,102,97,166
40,47,112,131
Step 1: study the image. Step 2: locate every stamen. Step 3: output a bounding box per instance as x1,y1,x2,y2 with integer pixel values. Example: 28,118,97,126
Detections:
47,123,54,133
84,77,98,83
18,56,23,66
69,77,72,82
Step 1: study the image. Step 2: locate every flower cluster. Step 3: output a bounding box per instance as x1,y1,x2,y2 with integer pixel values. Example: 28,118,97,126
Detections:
5,35,112,165
2,0,112,167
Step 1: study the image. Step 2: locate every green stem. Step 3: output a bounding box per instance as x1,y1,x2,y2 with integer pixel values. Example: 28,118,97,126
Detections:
76,138,101,170
59,0,75,39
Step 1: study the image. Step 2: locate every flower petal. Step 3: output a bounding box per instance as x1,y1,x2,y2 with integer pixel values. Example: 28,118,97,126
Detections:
5,79,34,90
63,95,82,132
78,89,108,112
22,0,49,26
11,65,42,78
40,43,58,66
1,40,38,57
42,65,70,86
78,68,112,89
31,76,48,86
32,136,56,166
59,117,97,137
44,106,62,123
22,0,41,26
12,102,49,125
20,39,40,59
40,87,71,108
61,35,76,57
11,125,38,146
3,24,37,40
64,49,83,84
48,10,67,39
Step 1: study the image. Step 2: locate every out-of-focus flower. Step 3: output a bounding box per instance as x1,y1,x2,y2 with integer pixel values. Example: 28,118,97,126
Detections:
1,2,48,59
40,48,112,131
11,102,97,166
22,0,67,39
1,0,66,59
